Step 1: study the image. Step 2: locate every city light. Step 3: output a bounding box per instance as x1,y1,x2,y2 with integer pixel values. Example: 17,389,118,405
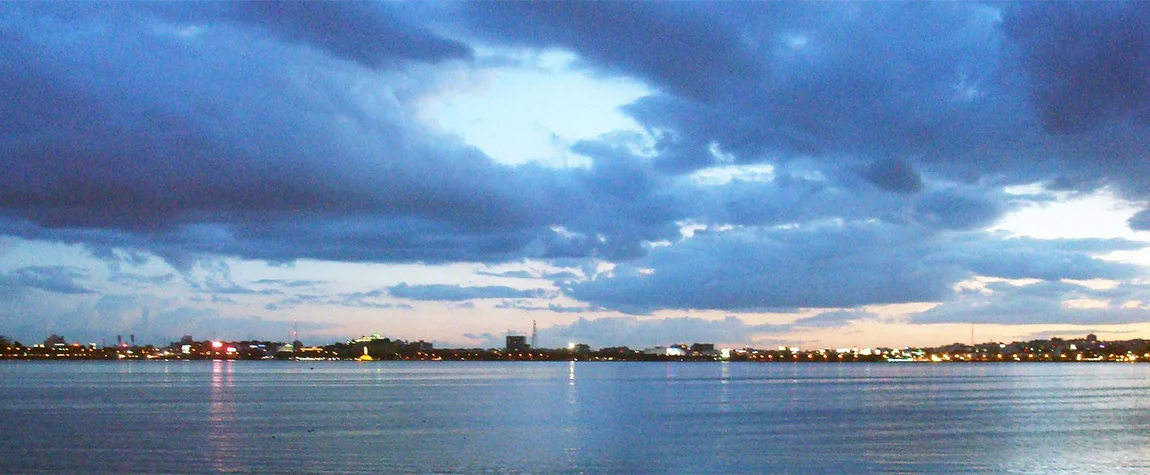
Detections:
0,331,1144,363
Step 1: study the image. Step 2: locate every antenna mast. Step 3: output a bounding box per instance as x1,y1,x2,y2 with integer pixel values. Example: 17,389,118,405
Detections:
530,320,538,350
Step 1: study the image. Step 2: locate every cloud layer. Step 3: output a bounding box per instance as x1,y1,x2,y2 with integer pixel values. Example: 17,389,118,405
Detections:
3,2,1150,341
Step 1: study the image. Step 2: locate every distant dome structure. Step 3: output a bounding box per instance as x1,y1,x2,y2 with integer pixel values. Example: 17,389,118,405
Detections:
357,345,373,361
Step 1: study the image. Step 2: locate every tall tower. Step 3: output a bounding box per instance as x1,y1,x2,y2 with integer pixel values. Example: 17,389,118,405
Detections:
530,320,538,350
292,319,301,352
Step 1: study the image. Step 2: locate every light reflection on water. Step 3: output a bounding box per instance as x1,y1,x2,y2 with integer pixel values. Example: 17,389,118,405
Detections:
563,360,581,467
1,361,1148,473
208,360,237,473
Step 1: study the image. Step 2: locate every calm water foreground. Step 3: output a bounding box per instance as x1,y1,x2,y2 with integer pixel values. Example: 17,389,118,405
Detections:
1,361,1148,474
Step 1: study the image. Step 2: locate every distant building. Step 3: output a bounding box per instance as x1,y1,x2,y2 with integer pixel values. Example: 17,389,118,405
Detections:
354,333,386,343
44,334,65,347
691,343,716,356
506,335,528,352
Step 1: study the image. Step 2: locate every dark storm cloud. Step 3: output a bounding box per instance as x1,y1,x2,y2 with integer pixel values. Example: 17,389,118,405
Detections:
230,1,472,67
0,4,598,264
999,2,1150,213
555,137,685,260
1003,2,1150,133
4,1,1150,325
565,222,959,312
912,189,1005,231
1130,208,1150,231
1,4,510,215
464,2,764,99
388,283,548,302
937,236,1144,282
605,2,1026,177
0,1,681,267
464,1,1148,205
912,280,1150,326
681,160,1018,234
863,159,924,195
689,162,903,228
0,266,94,295
563,223,1144,313
85,246,152,272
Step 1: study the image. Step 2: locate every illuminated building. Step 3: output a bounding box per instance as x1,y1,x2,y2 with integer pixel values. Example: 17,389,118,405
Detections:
506,335,528,352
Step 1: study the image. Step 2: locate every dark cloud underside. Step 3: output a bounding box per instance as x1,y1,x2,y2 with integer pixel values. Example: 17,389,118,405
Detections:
1,2,1149,328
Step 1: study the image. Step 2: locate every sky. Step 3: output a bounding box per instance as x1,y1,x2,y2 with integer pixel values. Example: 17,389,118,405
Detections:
3,1,1150,350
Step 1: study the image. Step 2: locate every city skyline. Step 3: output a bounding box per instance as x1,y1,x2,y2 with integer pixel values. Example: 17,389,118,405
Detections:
6,328,1144,365
3,2,1150,349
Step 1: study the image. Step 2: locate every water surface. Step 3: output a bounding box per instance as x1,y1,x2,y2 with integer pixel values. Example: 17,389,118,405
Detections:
1,361,1147,473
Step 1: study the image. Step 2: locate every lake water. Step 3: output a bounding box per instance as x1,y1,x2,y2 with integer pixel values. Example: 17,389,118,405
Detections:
1,361,1148,474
